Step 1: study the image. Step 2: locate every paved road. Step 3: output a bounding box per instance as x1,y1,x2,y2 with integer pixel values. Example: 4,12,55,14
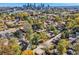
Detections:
0,28,19,35
33,33,62,53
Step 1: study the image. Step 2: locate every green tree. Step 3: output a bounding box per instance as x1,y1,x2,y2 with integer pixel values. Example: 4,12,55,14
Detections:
31,32,40,45
48,25,59,35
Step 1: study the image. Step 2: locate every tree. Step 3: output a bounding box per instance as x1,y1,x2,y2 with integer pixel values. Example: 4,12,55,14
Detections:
31,32,40,45
74,42,79,54
57,39,70,54
22,50,33,55
48,25,59,35
39,32,49,41
55,16,61,22
0,38,21,55
75,17,79,25
22,21,33,34
66,17,76,29
74,43,79,54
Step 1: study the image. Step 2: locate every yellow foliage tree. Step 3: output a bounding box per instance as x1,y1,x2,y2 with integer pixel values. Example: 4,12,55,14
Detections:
0,38,21,55
75,17,79,25
22,50,33,55
57,39,70,54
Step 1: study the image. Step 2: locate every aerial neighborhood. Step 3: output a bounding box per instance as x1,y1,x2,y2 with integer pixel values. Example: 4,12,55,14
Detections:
0,3,79,55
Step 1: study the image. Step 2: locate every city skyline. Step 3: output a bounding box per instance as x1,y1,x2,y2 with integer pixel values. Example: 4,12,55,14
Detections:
0,3,79,7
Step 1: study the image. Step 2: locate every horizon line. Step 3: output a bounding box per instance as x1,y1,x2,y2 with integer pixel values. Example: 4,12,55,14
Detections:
0,3,79,7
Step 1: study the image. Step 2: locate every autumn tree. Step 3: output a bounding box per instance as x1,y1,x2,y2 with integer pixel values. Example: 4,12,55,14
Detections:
0,38,21,55
57,39,70,54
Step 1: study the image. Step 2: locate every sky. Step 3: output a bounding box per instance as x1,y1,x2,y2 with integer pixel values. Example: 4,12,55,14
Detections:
0,3,79,7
